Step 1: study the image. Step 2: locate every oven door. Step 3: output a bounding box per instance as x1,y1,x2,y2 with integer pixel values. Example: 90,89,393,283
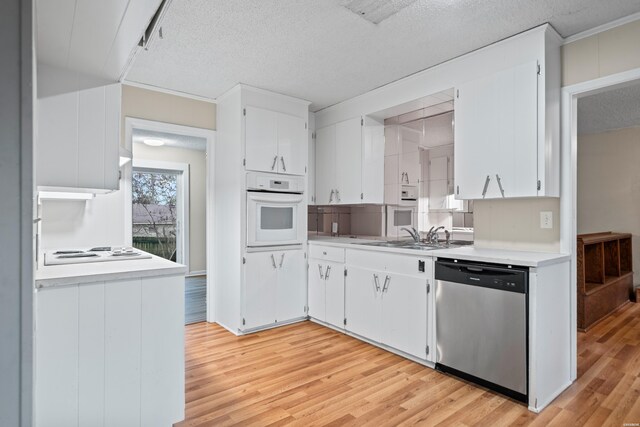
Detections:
247,192,304,247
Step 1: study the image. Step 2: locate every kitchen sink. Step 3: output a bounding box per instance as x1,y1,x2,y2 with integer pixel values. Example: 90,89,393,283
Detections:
355,239,473,251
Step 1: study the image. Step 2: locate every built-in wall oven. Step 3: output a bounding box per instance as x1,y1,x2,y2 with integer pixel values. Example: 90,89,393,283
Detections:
246,172,305,247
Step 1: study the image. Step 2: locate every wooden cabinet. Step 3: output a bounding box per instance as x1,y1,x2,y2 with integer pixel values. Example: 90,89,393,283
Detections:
37,83,121,192
315,116,385,205
577,232,633,331
245,106,307,176
454,58,557,199
243,249,307,331
34,276,184,427
345,249,432,361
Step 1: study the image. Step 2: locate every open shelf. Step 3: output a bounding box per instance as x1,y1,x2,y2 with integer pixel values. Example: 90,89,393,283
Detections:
578,232,633,331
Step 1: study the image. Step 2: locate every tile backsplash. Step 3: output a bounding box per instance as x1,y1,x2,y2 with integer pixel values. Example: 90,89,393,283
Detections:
309,205,384,237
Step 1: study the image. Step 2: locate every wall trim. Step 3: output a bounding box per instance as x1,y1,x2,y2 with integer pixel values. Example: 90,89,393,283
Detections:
187,270,206,277
560,66,640,383
563,11,640,45
122,80,216,104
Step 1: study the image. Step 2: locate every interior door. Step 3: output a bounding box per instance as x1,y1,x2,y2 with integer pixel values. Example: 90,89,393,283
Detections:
276,250,306,322
308,261,326,322
335,117,362,204
324,261,345,328
345,265,382,342
277,112,307,176
245,106,279,173
380,273,427,359
315,125,336,205
243,252,278,329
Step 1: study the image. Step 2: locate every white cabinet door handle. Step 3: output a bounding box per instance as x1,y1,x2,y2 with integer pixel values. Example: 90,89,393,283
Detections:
496,174,505,197
382,275,390,293
481,175,491,198
329,189,335,203
318,264,324,279
279,253,285,268
271,254,277,269
325,265,331,279
271,155,278,171
373,274,381,292
280,156,286,172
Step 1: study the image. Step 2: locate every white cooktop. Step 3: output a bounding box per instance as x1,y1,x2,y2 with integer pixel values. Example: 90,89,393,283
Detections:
44,247,153,266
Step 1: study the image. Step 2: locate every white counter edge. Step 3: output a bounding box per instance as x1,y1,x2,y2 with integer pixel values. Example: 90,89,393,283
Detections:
308,238,570,268
35,252,188,289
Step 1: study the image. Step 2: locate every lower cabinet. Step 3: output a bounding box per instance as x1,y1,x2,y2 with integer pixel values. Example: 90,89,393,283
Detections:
34,275,185,427
308,259,345,328
243,249,307,331
345,250,432,361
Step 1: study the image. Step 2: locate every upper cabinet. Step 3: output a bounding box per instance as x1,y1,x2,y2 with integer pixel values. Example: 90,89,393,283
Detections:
315,24,561,202
245,106,307,176
37,83,121,192
315,116,384,205
454,27,561,200
454,61,541,199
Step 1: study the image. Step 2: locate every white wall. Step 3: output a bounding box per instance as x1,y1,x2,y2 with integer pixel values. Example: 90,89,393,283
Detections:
133,144,207,273
578,127,640,284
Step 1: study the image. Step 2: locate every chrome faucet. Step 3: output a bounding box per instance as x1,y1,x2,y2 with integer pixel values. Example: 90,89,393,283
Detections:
428,226,446,243
401,227,420,242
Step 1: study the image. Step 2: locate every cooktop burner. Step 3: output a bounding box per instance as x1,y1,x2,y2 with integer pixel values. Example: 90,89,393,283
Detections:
44,247,153,266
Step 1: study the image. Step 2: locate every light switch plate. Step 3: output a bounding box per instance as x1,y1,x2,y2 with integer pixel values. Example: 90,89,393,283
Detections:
540,211,553,229
332,222,338,233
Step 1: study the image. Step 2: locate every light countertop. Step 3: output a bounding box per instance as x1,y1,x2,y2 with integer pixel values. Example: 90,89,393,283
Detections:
35,252,187,288
309,236,570,268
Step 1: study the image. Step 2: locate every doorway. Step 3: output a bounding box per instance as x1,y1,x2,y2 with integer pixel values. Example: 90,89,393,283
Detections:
561,68,640,380
125,118,215,325
132,163,188,264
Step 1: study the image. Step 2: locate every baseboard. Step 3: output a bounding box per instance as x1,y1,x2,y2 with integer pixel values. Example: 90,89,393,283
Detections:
238,317,307,335
529,380,573,413
187,270,206,278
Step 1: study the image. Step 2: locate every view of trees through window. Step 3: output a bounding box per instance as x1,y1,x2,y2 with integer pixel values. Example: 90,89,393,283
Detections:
132,170,178,260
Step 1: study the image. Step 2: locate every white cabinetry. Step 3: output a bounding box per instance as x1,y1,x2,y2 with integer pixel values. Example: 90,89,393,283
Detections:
385,125,420,205
34,275,184,427
345,250,432,361
37,83,121,192
455,54,559,199
315,117,384,205
214,84,310,335
245,106,307,176
243,249,307,331
308,245,345,328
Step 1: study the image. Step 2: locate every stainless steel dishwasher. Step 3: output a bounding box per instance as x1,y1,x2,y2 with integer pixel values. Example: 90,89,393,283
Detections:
435,258,528,403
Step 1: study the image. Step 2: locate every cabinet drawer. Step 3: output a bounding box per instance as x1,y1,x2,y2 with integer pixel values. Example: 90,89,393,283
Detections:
347,249,432,277
309,245,345,263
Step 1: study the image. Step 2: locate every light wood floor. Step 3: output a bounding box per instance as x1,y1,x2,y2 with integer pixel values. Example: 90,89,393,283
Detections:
176,302,640,426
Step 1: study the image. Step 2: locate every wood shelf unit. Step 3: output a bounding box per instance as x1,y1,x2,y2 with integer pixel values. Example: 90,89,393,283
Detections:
578,232,633,331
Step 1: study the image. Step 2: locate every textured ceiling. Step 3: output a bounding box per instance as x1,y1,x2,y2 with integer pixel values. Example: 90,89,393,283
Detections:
126,0,640,111
578,82,640,135
132,129,207,151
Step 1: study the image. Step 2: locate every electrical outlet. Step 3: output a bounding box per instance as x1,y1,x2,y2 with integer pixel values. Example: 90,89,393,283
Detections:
540,211,553,229
332,222,338,234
